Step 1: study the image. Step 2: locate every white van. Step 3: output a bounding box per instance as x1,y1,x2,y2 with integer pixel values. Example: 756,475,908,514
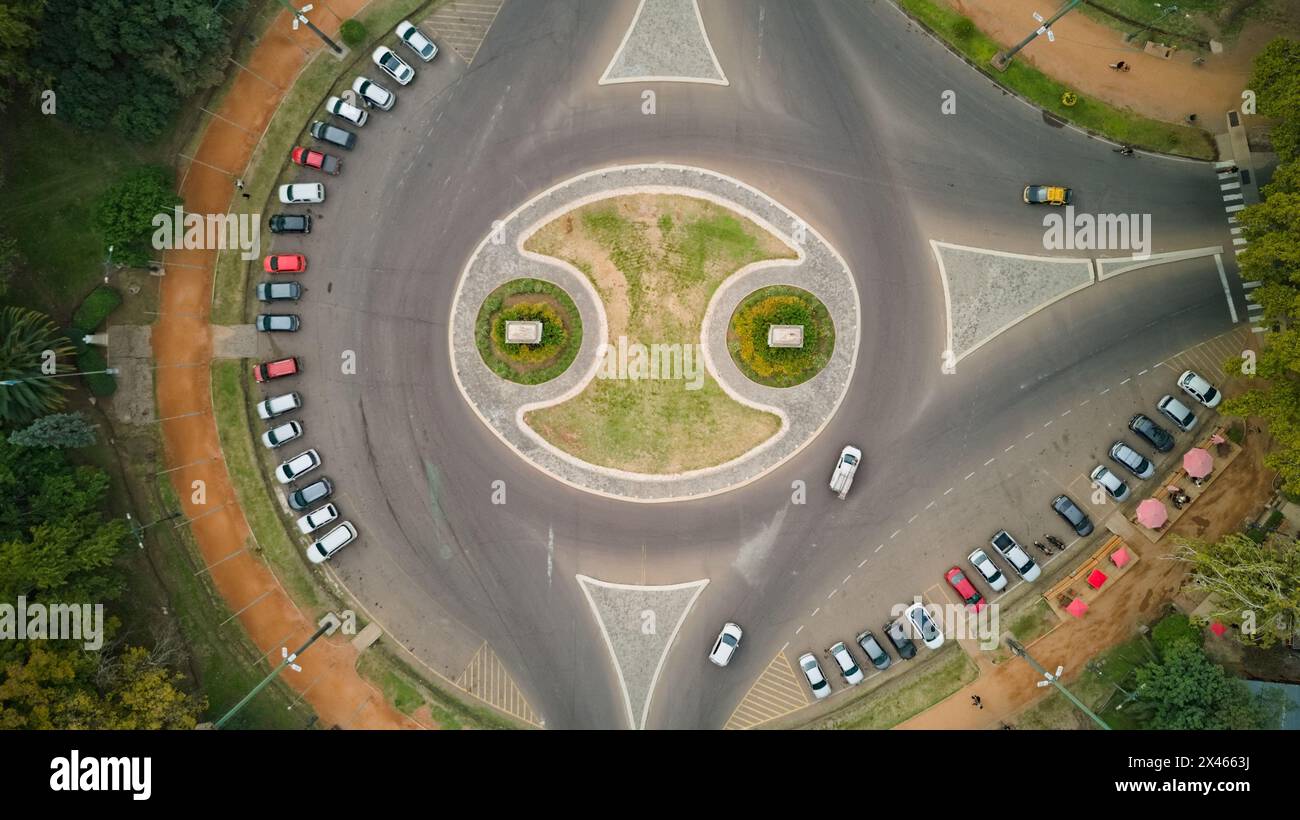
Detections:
256,392,302,420
279,183,324,204
325,95,368,126
352,77,394,110
307,522,358,564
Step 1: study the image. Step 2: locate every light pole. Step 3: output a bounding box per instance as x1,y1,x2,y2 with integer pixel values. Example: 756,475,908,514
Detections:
1126,3,1179,43
0,367,120,386
212,614,340,729
991,0,1083,71
276,0,342,54
126,510,182,550
1007,637,1111,729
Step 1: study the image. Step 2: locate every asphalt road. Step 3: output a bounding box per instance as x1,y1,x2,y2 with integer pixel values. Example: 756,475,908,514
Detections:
256,0,1243,728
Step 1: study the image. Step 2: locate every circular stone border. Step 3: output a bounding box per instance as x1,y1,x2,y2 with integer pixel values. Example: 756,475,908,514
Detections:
474,278,584,385
727,285,835,388
447,164,861,503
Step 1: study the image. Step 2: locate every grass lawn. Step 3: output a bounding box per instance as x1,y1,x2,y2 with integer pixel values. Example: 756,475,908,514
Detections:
357,646,521,729
210,359,324,611
728,285,834,387
899,0,1215,158
0,114,162,319
522,194,792,474
211,0,437,325
810,645,980,729
1007,597,1061,645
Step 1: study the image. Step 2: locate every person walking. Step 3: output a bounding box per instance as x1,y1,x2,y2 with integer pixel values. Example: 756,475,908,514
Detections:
971,695,983,709
235,177,250,199
1108,61,1130,71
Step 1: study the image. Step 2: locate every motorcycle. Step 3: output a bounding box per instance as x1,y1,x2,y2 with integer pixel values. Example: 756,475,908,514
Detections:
1045,534,1066,550
1033,540,1053,556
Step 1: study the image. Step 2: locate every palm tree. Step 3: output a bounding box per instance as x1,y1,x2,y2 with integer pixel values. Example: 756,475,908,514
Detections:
0,306,76,425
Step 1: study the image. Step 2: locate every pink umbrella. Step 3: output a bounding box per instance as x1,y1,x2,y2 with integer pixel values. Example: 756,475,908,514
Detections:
1184,448,1213,478
1066,598,1089,618
1110,546,1132,567
1136,498,1168,529
1209,433,1226,445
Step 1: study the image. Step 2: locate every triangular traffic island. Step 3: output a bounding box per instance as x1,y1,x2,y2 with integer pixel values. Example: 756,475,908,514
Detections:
599,0,728,85
576,574,708,729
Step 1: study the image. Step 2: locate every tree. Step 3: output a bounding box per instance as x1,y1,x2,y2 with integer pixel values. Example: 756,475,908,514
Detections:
8,412,97,448
93,166,181,268
0,306,76,425
31,0,242,141
1171,534,1300,647
1134,640,1276,729
1249,37,1300,162
0,0,46,110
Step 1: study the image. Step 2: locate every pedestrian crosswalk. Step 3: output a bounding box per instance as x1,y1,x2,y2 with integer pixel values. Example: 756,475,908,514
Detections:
426,0,505,66
1214,160,1265,334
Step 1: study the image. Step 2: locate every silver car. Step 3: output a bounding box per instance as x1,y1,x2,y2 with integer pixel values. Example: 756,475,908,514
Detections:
1157,395,1197,432
1109,441,1154,479
798,653,831,699
1090,465,1131,501
1178,370,1222,408
967,548,1007,592
829,641,865,684
372,46,414,85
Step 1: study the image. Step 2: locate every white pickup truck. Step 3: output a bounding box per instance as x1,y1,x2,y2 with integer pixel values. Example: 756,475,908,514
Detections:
829,446,863,499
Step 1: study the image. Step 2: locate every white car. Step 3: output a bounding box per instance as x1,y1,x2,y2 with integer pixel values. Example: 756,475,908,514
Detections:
278,182,324,204
991,530,1041,582
829,641,865,684
904,603,945,649
372,46,414,85
1178,370,1222,408
1109,441,1154,479
1158,395,1198,432
261,420,303,449
325,95,367,126
1090,465,1131,501
396,20,438,61
829,444,862,499
798,653,831,700
295,503,339,535
306,521,357,564
352,76,394,110
707,622,743,667
275,449,321,484
256,392,302,420
967,548,1007,592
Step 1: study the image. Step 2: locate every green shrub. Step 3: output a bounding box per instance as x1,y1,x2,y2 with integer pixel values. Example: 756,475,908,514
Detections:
474,279,583,385
340,19,367,48
76,345,117,397
1226,421,1245,445
72,285,123,331
1151,612,1202,655
952,17,976,39
728,286,834,387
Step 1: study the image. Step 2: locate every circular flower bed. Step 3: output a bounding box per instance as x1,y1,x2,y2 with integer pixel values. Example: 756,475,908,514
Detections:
475,278,582,384
727,285,834,387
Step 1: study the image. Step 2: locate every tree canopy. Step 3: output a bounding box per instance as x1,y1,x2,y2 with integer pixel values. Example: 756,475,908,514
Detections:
1172,533,1300,646
1134,639,1278,730
94,166,182,267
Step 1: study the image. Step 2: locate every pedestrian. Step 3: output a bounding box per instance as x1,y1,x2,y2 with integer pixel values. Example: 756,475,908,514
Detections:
1185,113,1198,124
1108,61,1129,71
1226,165,1239,174
971,695,983,709
235,178,244,189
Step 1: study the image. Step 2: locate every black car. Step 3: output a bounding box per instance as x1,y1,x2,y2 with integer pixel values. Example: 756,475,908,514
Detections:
289,477,334,511
1051,494,1094,537
1128,413,1175,452
269,213,311,234
883,619,917,660
855,629,892,670
310,120,356,150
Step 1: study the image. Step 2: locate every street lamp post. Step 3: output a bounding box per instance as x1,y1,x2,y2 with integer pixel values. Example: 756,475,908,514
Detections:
212,614,340,729
991,0,1083,71
1007,637,1112,729
1126,4,1179,43
275,0,342,54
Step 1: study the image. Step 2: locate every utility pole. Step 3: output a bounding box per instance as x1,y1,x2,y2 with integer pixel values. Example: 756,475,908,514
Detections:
992,0,1083,71
275,0,342,54
212,614,340,729
1006,637,1111,729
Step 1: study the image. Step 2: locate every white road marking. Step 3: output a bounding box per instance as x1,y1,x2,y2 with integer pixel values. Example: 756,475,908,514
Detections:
859,558,868,567
1100,388,1111,395
964,472,975,480
875,543,885,553
1120,378,1131,385
795,625,804,635
1214,253,1238,323
925,500,936,510
943,487,954,495
843,575,852,585
908,514,918,523
984,457,996,466
811,607,820,618
890,530,901,539
1004,444,1015,452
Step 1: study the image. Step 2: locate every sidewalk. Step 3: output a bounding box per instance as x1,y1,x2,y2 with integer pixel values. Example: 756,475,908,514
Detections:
946,0,1271,131
153,1,421,729
898,424,1276,729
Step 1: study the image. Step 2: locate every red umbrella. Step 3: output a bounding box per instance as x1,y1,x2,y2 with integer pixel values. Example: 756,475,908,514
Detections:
1066,598,1089,618
1136,498,1167,529
1087,569,1108,589
1184,448,1213,478
1210,621,1227,637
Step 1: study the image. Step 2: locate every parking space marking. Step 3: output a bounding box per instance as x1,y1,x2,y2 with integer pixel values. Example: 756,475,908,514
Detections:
724,650,810,729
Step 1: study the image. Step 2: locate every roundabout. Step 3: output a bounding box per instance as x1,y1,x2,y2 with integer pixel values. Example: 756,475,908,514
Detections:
448,163,861,501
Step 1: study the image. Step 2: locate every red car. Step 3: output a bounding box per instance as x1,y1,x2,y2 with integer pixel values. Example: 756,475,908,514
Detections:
290,146,341,175
253,357,301,383
945,567,987,612
263,254,306,274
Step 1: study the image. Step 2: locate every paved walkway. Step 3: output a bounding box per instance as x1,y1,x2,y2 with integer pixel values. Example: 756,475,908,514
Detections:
946,0,1266,131
448,164,862,502
155,1,420,729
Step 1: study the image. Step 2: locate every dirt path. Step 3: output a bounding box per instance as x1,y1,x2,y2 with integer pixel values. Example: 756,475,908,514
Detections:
945,0,1281,131
897,425,1276,729
153,2,422,729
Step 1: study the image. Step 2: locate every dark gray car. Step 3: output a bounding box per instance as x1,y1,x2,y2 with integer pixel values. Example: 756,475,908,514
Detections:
1128,413,1175,452
289,477,334,511
1051,494,1094,537
883,619,917,660
256,282,302,302
310,120,356,150
855,629,892,670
